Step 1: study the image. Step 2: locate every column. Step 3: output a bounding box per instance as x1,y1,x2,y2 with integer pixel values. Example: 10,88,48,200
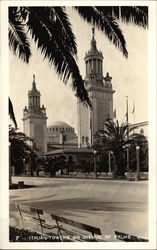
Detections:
92,59,94,72
95,60,97,74
100,61,102,76
89,60,92,73
87,61,89,75
98,60,100,74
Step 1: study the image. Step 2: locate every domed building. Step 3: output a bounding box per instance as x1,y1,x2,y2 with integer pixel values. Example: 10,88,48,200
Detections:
47,121,78,151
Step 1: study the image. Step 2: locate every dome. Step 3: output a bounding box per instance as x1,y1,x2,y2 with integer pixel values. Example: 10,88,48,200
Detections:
48,121,73,128
47,121,75,134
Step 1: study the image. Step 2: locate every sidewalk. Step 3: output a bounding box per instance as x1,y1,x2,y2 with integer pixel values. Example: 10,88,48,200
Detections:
16,171,148,182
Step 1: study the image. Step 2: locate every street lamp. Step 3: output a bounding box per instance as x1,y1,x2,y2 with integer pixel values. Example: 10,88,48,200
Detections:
126,144,130,171
108,150,113,174
93,150,97,179
135,145,140,181
23,158,26,175
123,144,130,172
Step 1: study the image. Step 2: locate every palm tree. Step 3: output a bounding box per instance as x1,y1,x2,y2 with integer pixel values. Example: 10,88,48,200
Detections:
9,125,37,186
8,6,148,127
94,120,145,177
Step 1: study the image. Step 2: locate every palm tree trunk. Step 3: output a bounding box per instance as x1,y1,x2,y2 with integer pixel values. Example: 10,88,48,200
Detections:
114,149,126,177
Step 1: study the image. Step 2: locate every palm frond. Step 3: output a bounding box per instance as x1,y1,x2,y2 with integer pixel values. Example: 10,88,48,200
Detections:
97,6,148,29
53,7,77,55
130,132,148,143
119,121,128,138
74,6,128,58
120,6,148,28
9,125,33,143
104,120,117,136
9,125,36,166
24,7,91,106
9,98,17,129
9,7,31,63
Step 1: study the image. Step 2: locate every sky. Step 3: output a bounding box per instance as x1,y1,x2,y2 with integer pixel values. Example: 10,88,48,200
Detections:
9,7,148,135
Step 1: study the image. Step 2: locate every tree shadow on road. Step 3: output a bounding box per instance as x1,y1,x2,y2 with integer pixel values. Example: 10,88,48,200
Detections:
22,197,148,214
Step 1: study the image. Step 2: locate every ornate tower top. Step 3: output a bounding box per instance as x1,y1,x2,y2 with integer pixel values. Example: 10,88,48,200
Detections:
32,74,36,88
84,28,103,79
90,27,97,51
23,75,47,115
85,28,103,60
28,74,40,97
22,75,47,154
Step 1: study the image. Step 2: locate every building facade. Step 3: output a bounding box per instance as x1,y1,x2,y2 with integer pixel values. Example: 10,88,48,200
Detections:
77,28,115,147
22,75,47,154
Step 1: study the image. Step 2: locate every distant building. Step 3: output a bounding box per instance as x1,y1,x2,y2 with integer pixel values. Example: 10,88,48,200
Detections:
77,28,115,148
47,147,94,171
47,121,78,151
22,75,47,155
129,121,148,137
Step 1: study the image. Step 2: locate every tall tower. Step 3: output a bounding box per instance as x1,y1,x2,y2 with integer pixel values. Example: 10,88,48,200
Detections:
77,28,115,147
22,75,47,154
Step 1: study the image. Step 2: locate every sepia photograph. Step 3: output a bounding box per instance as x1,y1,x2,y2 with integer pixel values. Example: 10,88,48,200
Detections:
0,1,156,249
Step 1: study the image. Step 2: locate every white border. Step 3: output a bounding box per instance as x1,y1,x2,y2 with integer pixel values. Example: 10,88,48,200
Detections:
0,1,156,249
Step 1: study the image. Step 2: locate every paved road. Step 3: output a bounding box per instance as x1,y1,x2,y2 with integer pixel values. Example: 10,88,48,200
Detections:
10,177,148,242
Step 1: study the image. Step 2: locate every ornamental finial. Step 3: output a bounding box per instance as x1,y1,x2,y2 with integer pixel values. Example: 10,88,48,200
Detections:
92,27,95,38
32,74,36,88
33,74,35,82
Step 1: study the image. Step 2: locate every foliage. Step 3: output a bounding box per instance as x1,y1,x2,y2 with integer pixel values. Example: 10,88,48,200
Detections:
94,120,134,150
44,155,67,176
74,7,128,57
9,7,90,108
96,152,110,173
129,133,148,171
9,125,37,175
84,6,148,28
94,120,148,177
75,160,92,173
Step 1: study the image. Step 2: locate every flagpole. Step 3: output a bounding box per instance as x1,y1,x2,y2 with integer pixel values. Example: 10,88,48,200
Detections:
126,96,129,140
132,101,135,134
